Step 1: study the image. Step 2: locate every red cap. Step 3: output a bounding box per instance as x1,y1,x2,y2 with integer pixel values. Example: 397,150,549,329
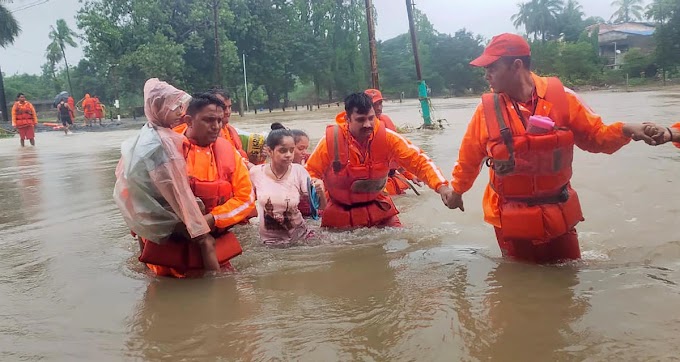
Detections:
364,89,384,103
470,33,531,67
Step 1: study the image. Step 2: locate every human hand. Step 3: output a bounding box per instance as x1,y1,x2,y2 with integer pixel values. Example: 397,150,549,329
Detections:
438,185,464,211
443,188,465,212
312,178,324,194
204,213,216,230
173,222,191,240
623,123,659,145
642,122,669,145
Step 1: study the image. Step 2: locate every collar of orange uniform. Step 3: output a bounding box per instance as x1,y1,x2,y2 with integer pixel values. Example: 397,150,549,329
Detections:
530,72,549,99
222,124,234,140
172,122,188,135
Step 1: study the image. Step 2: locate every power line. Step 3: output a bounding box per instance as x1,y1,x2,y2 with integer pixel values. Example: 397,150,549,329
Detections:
10,0,50,13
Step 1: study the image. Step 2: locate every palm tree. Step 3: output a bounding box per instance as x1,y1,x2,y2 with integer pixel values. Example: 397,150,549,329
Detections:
532,0,565,41
512,2,536,39
46,19,78,95
0,0,21,123
512,0,564,41
45,43,63,92
558,0,585,41
563,0,584,19
646,0,675,23
610,0,645,23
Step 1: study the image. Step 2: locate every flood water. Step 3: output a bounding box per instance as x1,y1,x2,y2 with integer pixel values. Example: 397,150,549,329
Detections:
1,90,679,361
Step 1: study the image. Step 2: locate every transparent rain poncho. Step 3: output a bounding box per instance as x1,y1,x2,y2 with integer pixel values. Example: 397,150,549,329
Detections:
113,78,210,243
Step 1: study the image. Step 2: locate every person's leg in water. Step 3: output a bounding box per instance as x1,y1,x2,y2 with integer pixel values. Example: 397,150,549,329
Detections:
195,234,220,271
26,126,35,146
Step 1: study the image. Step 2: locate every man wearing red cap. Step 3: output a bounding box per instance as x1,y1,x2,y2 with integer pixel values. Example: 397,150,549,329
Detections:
364,89,397,131
443,33,662,264
364,88,423,195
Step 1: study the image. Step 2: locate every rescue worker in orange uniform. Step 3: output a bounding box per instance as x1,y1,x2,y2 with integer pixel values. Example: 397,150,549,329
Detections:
364,88,423,196
140,93,255,278
11,93,38,147
209,89,254,165
67,96,76,121
175,89,254,167
93,95,104,126
305,92,453,229
82,94,96,127
443,33,662,264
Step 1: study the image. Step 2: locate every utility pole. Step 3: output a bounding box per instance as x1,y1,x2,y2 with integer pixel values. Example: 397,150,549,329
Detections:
213,0,222,87
0,65,8,123
405,0,433,128
365,0,380,89
243,53,249,112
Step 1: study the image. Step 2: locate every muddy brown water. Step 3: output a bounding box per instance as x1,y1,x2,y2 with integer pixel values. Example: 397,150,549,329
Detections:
1,90,679,361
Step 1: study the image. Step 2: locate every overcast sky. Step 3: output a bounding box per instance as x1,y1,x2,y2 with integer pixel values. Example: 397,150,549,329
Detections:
1,0,618,75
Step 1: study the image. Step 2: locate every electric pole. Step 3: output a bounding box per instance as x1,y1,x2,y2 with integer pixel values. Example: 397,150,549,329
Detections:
365,0,380,89
213,0,222,87
405,0,433,128
0,66,8,123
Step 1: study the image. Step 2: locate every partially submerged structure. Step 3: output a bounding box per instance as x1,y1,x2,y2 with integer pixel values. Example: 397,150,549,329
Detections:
587,22,656,68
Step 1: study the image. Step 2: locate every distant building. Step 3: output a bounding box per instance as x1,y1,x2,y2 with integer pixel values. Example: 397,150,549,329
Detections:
586,22,656,69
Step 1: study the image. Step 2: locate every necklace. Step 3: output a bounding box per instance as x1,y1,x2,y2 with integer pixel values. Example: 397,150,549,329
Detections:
270,163,290,180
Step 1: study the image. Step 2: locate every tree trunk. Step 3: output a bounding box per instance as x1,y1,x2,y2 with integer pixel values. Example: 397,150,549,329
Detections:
60,44,74,96
0,66,8,123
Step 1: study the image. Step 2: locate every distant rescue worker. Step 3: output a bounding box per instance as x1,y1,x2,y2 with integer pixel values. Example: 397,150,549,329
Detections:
11,93,38,147
82,93,96,126
93,94,104,126
443,33,663,264
305,92,453,229
364,88,422,196
67,95,76,120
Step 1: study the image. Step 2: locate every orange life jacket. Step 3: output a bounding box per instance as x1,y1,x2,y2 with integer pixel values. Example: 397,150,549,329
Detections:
138,137,243,272
321,122,398,228
483,77,584,241
14,102,35,128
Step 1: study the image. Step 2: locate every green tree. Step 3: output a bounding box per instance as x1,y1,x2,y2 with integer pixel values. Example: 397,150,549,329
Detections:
557,0,585,42
646,0,676,23
47,19,78,96
0,0,21,122
556,41,600,83
623,48,656,77
610,0,645,23
512,0,564,41
78,0,241,104
512,2,536,38
647,0,680,79
431,30,486,95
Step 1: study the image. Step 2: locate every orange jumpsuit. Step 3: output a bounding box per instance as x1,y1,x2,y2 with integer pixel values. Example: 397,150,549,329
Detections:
145,137,255,278
306,112,448,228
67,96,76,119
221,123,249,159
11,101,38,140
451,73,632,263
94,97,104,119
83,94,96,119
378,113,397,132
336,112,418,196
672,123,680,149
